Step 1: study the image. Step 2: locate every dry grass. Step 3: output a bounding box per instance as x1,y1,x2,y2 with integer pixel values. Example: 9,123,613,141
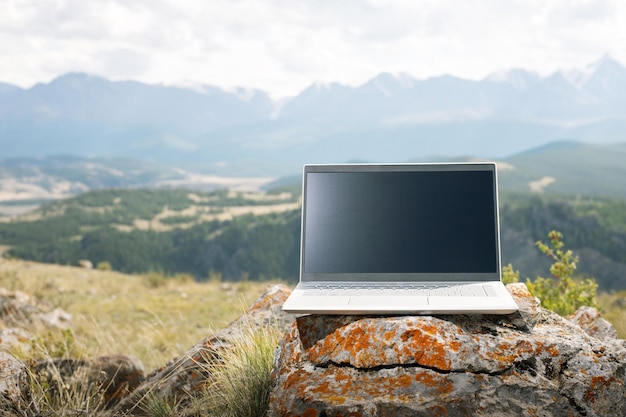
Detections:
2,257,626,416
597,292,626,339
0,259,278,370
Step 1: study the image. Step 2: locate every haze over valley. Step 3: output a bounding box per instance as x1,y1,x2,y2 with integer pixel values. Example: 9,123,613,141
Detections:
1,56,625,177
2,57,626,292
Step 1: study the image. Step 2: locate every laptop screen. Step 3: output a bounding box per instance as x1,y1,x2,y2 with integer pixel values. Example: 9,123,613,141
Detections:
301,163,501,282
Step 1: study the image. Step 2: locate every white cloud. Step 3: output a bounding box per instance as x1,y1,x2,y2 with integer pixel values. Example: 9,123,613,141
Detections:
0,0,625,98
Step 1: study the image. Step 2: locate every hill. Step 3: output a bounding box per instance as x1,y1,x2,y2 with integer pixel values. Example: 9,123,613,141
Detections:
1,187,626,292
0,187,302,281
2,140,626,220
1,57,626,176
0,155,275,217
498,141,626,198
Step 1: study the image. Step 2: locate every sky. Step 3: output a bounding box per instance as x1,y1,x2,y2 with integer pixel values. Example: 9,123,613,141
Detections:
1,0,625,99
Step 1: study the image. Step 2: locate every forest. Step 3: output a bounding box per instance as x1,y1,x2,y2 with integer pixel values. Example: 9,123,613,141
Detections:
1,187,626,291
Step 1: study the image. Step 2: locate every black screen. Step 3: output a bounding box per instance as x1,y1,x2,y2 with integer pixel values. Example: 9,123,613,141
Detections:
302,166,499,279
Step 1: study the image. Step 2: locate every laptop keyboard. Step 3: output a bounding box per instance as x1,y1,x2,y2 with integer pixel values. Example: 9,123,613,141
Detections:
303,283,493,297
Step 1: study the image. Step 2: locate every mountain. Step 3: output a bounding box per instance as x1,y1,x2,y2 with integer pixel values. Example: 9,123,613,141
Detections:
498,141,626,198
0,73,274,163
0,155,274,217
1,57,626,175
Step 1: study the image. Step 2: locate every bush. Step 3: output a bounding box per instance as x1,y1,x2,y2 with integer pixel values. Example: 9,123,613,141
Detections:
526,230,598,316
96,261,112,271
142,271,168,288
502,263,520,285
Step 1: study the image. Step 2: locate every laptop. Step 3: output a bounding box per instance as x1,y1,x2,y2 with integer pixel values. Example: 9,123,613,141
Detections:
282,162,519,315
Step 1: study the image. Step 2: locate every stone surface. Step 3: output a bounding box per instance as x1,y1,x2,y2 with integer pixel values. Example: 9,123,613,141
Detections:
269,284,626,417
76,259,93,269
0,327,34,354
0,351,37,415
114,283,296,415
568,305,618,341
0,287,72,329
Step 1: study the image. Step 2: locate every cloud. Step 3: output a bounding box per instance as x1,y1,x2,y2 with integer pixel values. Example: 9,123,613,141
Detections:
0,0,625,97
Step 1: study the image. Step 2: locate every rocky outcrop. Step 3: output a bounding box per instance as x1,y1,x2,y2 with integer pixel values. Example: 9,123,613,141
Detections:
34,354,145,409
0,351,36,416
269,283,626,417
0,283,296,415
0,287,72,329
114,283,296,415
568,305,618,341
0,327,33,353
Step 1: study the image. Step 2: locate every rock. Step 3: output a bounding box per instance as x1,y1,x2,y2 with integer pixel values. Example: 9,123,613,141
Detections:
114,283,296,415
76,259,93,269
0,351,37,415
0,287,72,329
38,307,73,329
568,305,618,341
269,284,626,417
34,354,145,409
0,328,34,354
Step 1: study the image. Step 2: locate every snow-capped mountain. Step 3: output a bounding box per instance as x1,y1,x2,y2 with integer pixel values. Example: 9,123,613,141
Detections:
1,57,625,175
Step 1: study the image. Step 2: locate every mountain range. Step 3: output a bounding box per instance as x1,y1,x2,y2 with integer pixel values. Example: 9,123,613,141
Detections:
1,56,626,176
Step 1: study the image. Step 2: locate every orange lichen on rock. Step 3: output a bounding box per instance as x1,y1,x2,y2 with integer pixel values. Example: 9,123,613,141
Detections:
414,370,454,395
585,376,620,403
486,338,534,366
301,408,319,417
400,328,451,370
506,282,534,300
296,366,458,406
269,284,626,416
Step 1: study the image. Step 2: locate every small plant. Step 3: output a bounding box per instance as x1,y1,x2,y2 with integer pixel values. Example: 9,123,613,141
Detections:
36,328,80,359
526,230,598,316
138,392,180,417
96,261,112,271
189,321,282,417
143,271,168,288
24,331,107,416
28,361,105,417
501,263,520,285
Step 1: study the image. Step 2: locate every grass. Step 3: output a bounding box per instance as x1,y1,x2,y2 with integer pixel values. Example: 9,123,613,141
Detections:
1,259,286,415
140,320,283,417
197,321,282,417
0,259,277,371
28,363,105,417
2,258,626,416
597,292,626,338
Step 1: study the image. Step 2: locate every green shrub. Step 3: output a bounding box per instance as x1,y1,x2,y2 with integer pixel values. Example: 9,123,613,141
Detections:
142,271,168,288
96,261,112,271
526,230,598,316
502,263,520,285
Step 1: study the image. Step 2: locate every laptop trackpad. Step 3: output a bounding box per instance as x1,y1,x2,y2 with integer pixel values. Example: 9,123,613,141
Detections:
348,296,428,306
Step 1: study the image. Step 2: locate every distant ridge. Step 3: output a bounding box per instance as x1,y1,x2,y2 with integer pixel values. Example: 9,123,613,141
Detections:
1,57,626,176
499,141,626,198
511,140,584,156
2,141,626,218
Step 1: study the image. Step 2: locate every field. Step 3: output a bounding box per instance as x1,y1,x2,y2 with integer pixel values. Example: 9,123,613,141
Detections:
2,258,625,375
0,259,278,371
2,256,626,415
597,292,626,339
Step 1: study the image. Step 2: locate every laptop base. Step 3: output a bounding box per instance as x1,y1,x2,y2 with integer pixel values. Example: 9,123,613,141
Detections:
282,281,519,315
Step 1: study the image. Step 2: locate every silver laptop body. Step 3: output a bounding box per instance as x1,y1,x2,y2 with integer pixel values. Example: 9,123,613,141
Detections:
282,162,519,315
